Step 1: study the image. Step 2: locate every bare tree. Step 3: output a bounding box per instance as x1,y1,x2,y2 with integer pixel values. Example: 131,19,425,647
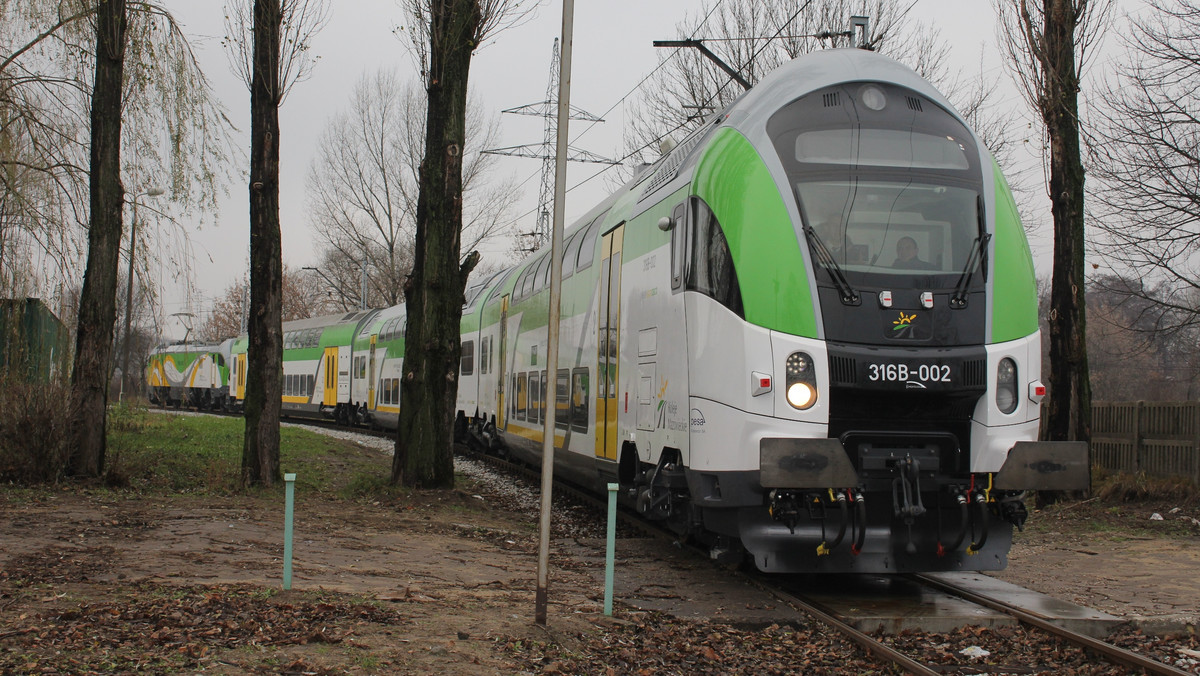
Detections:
1089,0,1200,333
393,0,535,489
306,69,517,309
224,0,327,487
196,266,330,342
998,0,1112,445
2,1,234,310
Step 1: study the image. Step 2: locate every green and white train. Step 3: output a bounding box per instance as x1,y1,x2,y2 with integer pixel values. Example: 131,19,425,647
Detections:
153,48,1087,574
454,48,1087,573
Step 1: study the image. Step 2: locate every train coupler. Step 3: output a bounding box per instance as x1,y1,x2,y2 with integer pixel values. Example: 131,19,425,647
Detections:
998,493,1028,531
767,490,803,534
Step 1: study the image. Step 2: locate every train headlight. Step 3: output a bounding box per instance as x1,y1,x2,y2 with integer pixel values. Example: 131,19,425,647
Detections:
785,352,818,410
996,358,1018,414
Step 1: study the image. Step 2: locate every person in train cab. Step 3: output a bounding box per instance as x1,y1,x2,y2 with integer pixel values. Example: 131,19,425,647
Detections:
892,236,937,271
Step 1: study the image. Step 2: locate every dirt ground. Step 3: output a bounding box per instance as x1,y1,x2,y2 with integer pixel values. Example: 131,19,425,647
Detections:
2,445,1199,673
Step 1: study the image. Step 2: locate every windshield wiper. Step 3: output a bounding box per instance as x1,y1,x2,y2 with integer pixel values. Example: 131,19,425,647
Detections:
950,233,991,309
804,225,860,306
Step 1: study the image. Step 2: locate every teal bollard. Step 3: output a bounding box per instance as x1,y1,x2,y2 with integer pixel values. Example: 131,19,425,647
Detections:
283,473,296,590
604,482,617,616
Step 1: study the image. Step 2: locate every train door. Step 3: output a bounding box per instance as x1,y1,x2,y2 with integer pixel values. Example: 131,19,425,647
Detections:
235,354,247,400
367,335,377,409
322,347,338,405
497,296,509,430
596,223,625,461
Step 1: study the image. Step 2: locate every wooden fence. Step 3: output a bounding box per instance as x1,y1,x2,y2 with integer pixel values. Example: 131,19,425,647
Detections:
1091,402,1200,483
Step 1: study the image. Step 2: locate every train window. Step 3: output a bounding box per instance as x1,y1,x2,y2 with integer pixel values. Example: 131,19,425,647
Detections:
480,336,490,375
529,372,541,424
670,201,687,290
539,255,552,290
529,255,545,293
561,231,579,279
521,265,536,299
531,343,538,366
307,375,314,395
515,373,527,421
555,369,569,430
540,370,548,424
575,212,605,271
570,368,589,432
461,340,474,376
686,197,745,317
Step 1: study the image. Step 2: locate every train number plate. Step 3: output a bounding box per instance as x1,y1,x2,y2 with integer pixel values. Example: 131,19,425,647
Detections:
865,362,952,387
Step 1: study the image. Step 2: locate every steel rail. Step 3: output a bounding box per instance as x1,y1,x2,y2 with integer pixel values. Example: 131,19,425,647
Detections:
913,573,1194,676
750,581,942,676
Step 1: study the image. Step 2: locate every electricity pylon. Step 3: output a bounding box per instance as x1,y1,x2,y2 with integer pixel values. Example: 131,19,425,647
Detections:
483,39,618,251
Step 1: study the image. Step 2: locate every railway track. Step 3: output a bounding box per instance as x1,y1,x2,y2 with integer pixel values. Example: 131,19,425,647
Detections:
755,570,1196,676
458,443,1196,676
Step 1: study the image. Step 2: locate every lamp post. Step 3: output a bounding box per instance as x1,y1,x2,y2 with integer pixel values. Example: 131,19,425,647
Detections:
119,187,165,402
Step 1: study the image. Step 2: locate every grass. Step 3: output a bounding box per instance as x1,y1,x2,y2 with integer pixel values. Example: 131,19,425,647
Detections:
102,408,393,497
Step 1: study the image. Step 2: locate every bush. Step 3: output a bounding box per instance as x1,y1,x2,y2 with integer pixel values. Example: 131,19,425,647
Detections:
0,376,71,483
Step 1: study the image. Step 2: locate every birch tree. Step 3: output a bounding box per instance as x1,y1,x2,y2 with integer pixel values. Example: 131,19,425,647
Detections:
305,69,516,309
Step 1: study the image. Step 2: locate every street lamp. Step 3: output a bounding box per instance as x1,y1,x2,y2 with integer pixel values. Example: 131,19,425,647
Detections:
120,186,165,402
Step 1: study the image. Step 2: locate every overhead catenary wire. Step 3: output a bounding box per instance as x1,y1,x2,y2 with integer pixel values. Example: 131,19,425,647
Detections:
496,0,729,231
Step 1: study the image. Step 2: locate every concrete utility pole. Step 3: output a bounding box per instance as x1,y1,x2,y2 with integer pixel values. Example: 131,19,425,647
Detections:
535,0,574,627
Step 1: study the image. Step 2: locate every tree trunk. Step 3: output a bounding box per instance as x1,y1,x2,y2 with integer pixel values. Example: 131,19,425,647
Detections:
68,0,127,478
1040,0,1092,445
242,0,283,487
392,0,482,488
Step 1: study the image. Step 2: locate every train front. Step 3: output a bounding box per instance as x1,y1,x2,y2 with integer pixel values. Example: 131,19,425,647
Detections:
686,50,1088,573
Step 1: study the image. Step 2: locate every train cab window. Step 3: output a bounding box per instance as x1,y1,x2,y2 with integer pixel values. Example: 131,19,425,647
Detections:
570,368,589,432
670,201,687,290
686,196,744,317
461,340,474,376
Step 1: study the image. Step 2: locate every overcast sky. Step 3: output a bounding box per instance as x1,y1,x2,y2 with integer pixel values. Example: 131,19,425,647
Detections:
152,0,1081,339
